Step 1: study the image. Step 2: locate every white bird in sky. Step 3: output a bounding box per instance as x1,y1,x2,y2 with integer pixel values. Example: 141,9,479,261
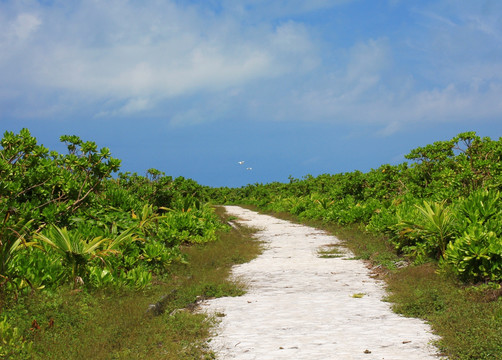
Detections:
246,167,252,170
238,161,245,165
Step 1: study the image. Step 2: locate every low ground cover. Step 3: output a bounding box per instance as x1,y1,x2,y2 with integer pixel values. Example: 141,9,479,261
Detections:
0,207,261,359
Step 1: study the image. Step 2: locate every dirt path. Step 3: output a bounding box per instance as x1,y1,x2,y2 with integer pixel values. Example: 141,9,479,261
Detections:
200,206,443,360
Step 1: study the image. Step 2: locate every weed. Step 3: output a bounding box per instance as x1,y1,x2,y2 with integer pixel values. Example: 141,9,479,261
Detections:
317,244,345,258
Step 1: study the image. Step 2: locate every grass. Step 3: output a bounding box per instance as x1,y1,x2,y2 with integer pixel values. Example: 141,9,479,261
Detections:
14,203,501,359
333,225,502,359
1,206,262,360
386,265,502,359
317,244,345,258
246,205,502,360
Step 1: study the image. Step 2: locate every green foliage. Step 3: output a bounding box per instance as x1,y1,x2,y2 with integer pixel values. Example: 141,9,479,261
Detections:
158,207,223,246
416,201,456,257
119,267,153,290
458,189,502,231
0,129,240,359
444,225,502,281
3,127,502,357
0,316,32,359
0,205,260,360
8,246,65,293
366,206,397,234
0,129,121,228
211,131,502,282
393,200,456,260
0,129,222,296
141,242,187,272
33,226,110,286
443,190,502,282
87,266,115,288
0,215,35,282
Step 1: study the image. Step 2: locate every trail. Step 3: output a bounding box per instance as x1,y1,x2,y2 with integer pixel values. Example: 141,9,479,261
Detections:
200,206,443,360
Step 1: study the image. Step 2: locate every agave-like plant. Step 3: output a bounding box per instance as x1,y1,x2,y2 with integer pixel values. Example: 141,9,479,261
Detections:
393,200,456,259
131,204,166,237
34,224,139,287
314,196,334,210
33,226,109,287
104,225,138,252
415,200,456,258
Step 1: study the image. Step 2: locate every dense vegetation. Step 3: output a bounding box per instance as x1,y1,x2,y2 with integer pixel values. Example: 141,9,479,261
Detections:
2,129,502,359
210,131,502,359
0,129,230,358
212,132,502,282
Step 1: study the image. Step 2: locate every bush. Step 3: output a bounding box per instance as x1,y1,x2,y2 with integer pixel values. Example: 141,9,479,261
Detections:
443,225,502,282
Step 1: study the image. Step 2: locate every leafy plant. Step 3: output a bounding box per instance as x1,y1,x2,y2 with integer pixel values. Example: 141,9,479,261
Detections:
120,267,152,290
8,246,65,293
141,242,187,273
441,190,502,282
458,189,501,232
415,200,457,258
0,129,121,228
0,215,36,288
0,316,32,359
132,204,165,237
87,266,114,289
33,226,109,287
443,225,502,282
392,200,456,259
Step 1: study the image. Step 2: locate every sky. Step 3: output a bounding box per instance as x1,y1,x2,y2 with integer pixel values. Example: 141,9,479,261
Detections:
1,0,502,188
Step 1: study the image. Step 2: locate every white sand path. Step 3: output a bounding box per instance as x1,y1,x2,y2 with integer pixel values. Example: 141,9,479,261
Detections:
200,206,443,360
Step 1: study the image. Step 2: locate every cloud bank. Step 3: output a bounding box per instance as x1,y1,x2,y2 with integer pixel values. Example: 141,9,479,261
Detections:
1,0,501,135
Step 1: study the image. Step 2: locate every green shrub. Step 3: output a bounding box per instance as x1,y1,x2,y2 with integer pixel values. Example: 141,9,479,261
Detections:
443,190,502,282
444,225,502,282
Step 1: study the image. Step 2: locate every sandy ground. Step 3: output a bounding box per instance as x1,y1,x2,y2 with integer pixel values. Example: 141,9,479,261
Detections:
200,206,443,360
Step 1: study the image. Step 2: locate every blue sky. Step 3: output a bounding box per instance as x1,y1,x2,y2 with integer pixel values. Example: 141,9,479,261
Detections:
1,0,501,187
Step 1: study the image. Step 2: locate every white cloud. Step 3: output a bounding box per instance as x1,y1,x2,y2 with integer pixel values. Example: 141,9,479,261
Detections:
170,108,206,127
0,12,41,45
12,13,41,40
121,98,153,114
239,25,502,132
1,0,502,133
376,121,401,137
0,1,321,120
223,0,355,19
413,9,457,28
95,97,154,118
271,21,313,54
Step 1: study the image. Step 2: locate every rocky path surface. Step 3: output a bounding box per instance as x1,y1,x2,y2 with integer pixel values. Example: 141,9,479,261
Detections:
200,206,443,360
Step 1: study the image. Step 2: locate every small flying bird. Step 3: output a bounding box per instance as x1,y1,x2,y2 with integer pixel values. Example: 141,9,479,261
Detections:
238,161,245,165
246,167,252,170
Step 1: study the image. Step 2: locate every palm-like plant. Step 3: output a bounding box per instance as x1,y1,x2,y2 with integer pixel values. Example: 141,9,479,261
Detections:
34,225,139,287
33,226,108,287
314,196,334,210
394,200,456,259
132,204,166,237
105,225,138,252
415,200,456,258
